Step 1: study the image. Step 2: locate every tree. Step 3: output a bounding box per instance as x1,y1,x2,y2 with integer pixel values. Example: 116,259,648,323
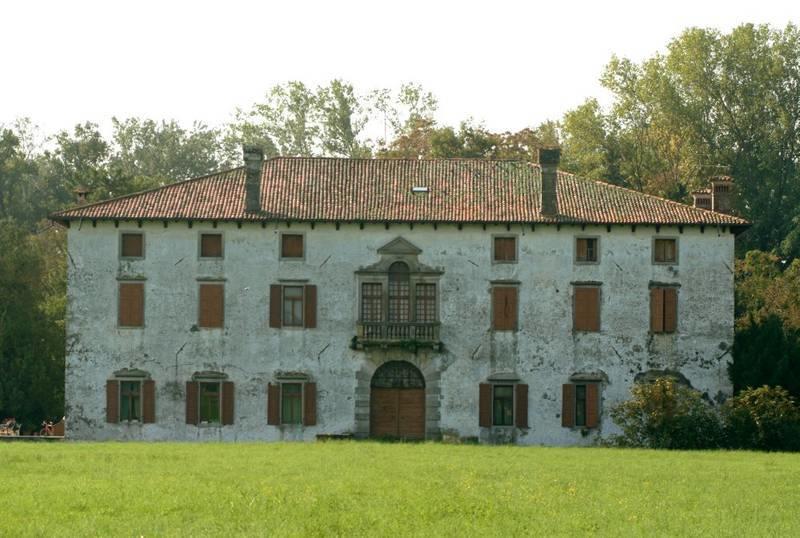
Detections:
316,80,371,158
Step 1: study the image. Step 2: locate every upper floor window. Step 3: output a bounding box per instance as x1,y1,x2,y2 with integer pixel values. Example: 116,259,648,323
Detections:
200,233,223,258
388,262,411,323
653,238,678,264
269,284,317,329
650,287,678,333
575,237,598,263
573,285,601,332
281,233,304,259
120,232,144,259
491,285,518,331
198,283,224,329
493,236,517,263
118,282,144,328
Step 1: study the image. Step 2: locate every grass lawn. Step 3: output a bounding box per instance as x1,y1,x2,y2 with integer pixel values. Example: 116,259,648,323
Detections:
2,442,799,536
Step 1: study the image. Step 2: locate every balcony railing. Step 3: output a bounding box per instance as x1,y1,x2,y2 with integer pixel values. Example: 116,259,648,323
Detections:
355,321,441,349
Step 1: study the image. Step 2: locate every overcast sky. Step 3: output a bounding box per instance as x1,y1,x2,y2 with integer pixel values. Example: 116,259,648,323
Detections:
2,0,798,138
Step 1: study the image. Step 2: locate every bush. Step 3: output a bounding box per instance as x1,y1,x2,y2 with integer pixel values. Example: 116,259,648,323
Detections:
723,386,800,451
608,378,725,449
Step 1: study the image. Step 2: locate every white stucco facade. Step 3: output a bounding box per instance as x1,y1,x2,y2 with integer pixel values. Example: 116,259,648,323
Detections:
64,219,736,444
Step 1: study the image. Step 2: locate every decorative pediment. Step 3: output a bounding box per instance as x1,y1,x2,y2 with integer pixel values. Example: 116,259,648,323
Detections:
357,236,443,275
377,237,422,256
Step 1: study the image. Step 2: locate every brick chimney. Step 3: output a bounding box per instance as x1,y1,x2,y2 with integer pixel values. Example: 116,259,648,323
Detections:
711,175,734,213
73,185,90,205
539,147,561,216
243,146,264,213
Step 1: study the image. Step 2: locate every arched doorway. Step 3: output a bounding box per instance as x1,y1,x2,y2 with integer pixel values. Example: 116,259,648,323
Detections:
370,361,426,440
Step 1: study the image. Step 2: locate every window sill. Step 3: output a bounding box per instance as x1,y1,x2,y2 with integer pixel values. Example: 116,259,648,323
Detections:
574,261,600,265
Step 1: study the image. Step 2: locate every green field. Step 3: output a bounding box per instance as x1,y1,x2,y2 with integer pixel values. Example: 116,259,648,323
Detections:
2,442,798,536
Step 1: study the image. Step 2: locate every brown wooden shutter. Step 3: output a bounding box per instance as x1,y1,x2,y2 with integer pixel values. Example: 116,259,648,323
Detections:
664,288,678,333
515,383,529,428
119,282,144,327
282,234,304,258
586,383,600,428
267,383,280,425
201,234,223,257
492,287,517,331
222,381,234,425
576,238,588,261
142,379,156,423
562,384,575,427
303,382,317,426
479,383,492,427
269,284,282,328
185,381,198,425
304,285,317,329
121,233,143,257
106,380,119,423
199,284,224,328
574,287,600,332
650,288,664,333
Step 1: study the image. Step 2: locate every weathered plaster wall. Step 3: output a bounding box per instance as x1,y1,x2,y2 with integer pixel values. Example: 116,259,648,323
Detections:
65,220,735,444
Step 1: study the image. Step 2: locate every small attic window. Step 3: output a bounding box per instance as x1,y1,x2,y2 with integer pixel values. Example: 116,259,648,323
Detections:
412,186,429,194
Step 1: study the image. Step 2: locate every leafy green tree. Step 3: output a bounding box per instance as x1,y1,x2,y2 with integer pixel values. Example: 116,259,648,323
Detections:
316,80,371,158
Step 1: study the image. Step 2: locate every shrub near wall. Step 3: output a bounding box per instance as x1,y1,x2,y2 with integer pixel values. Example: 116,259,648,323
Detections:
724,386,800,452
608,378,725,449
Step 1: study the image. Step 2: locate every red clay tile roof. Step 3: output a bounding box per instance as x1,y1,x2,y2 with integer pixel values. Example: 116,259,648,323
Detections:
51,157,749,227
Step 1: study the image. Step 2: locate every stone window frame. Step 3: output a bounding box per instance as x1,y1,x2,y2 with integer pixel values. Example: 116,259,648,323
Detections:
563,373,605,430
198,231,225,260
574,235,600,265
275,372,311,426
282,284,306,327
491,234,518,264
279,232,306,261
355,237,443,327
191,371,228,426
652,236,679,265
119,230,145,260
112,368,150,424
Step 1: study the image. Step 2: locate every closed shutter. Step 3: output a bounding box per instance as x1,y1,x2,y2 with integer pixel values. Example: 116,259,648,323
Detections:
304,285,317,329
494,237,515,261
562,384,575,427
269,285,282,328
282,234,304,258
267,383,280,425
303,382,317,426
515,383,529,428
650,288,664,333
201,234,223,257
199,284,224,328
142,379,156,424
576,238,588,261
185,381,198,425
106,380,119,423
664,288,678,333
119,282,144,327
479,383,492,427
574,287,600,332
586,383,600,428
492,287,517,331
121,233,143,257
222,381,235,425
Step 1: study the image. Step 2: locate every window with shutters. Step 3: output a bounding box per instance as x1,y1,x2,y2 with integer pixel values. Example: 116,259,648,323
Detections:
573,285,601,332
653,238,678,264
562,382,601,429
118,282,145,328
650,287,678,333
479,380,529,428
199,382,221,423
281,233,304,259
575,237,599,263
106,369,154,424
268,376,317,427
198,283,224,328
120,232,144,259
269,284,317,329
492,285,519,331
200,233,223,258
186,373,234,426
493,236,517,263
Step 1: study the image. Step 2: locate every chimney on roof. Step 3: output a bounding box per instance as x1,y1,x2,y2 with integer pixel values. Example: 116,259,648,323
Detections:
711,175,734,213
243,146,264,213
73,185,90,205
538,147,561,216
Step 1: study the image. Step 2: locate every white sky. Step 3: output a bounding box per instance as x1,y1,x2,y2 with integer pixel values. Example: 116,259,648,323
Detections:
1,0,798,138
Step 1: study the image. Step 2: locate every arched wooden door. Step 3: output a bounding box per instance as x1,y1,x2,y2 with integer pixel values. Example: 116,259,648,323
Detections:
370,361,425,440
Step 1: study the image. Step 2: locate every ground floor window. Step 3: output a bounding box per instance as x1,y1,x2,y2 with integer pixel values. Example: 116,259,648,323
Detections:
479,382,529,428
281,383,303,425
268,380,317,427
119,380,141,422
199,382,221,423
562,382,600,428
493,385,514,426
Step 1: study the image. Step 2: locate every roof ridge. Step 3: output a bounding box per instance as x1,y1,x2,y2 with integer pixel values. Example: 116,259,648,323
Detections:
266,156,536,164
51,166,244,216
